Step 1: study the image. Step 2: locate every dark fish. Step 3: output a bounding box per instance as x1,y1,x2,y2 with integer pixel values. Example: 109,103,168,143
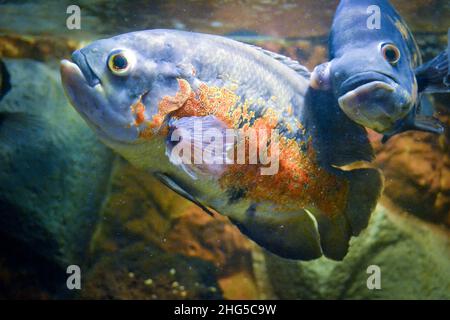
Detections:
311,0,449,141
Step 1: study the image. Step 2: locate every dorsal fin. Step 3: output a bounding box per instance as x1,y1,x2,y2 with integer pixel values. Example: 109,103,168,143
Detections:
248,44,311,79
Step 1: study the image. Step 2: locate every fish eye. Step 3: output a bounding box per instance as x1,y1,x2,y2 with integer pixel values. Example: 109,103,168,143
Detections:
107,49,135,76
381,43,401,65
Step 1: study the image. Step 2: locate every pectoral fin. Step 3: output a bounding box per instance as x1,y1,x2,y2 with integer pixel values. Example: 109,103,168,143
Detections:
382,108,444,143
166,115,235,179
154,172,215,217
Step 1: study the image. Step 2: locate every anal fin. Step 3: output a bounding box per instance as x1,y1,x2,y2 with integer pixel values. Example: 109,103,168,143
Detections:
309,209,352,261
229,203,323,261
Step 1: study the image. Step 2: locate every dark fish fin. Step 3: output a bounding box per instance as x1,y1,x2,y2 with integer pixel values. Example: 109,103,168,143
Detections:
341,167,384,236
310,208,351,261
415,50,449,93
411,115,445,134
247,44,311,79
165,115,234,179
382,108,444,143
154,172,215,217
229,204,322,260
309,167,383,260
0,59,11,101
418,95,434,116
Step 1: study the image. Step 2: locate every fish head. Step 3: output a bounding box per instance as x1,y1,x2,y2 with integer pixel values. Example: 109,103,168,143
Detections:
310,0,421,134
60,30,187,145
331,43,418,133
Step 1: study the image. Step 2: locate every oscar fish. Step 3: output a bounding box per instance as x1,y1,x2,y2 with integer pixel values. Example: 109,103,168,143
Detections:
311,0,449,140
60,29,384,261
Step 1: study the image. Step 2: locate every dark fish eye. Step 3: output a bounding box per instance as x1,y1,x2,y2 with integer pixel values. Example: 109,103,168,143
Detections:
381,44,401,65
113,54,127,69
107,49,135,76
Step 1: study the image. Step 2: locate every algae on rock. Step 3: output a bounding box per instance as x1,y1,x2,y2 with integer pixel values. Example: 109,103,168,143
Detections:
0,59,114,266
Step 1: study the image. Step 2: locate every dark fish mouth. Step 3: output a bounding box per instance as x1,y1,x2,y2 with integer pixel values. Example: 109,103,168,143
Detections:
339,72,397,97
71,50,101,87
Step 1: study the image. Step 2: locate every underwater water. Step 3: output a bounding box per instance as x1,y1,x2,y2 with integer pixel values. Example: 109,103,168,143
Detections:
0,0,449,300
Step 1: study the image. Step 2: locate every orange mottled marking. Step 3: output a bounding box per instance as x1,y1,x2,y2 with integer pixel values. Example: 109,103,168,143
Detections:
219,110,348,216
135,106,146,125
171,83,240,128
138,79,349,216
131,99,146,126
138,79,192,138
159,78,192,115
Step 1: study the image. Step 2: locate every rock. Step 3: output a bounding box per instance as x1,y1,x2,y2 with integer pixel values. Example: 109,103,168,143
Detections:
0,59,114,267
392,0,449,33
374,98,450,227
85,158,258,299
164,209,253,275
81,243,223,300
0,34,79,62
263,201,450,299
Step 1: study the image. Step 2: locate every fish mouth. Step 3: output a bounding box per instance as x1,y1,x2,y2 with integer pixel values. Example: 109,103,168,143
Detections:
60,59,104,115
337,78,412,133
338,81,395,115
70,50,101,87
60,59,140,145
338,72,397,97
60,59,105,132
